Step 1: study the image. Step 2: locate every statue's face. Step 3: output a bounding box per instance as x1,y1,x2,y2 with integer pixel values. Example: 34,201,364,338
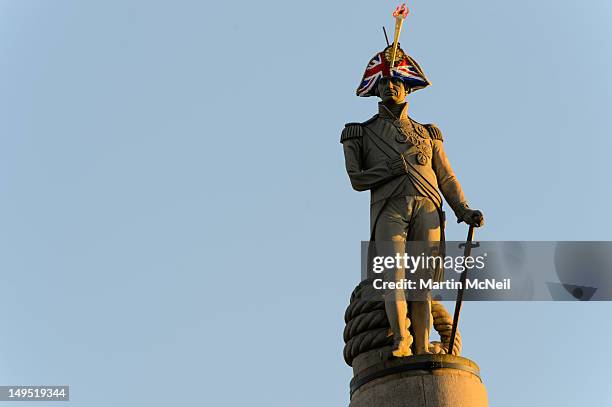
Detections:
377,77,407,105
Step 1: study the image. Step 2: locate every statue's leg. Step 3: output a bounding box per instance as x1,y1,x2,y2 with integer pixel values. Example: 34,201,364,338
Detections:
386,283,410,357
374,197,412,357
407,196,441,355
409,298,432,354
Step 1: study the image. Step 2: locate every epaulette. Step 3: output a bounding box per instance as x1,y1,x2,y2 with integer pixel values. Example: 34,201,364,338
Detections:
425,123,444,141
340,123,362,143
339,115,378,143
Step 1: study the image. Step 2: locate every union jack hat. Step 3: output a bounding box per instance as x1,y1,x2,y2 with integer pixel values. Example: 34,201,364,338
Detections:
356,44,431,97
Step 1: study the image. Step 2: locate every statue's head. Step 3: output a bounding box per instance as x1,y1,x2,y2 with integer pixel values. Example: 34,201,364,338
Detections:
356,45,430,98
376,76,408,105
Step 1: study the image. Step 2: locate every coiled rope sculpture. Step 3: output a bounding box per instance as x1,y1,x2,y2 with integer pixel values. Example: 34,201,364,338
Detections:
343,279,461,366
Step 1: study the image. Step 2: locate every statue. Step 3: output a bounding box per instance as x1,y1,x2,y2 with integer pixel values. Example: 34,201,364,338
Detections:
340,5,484,358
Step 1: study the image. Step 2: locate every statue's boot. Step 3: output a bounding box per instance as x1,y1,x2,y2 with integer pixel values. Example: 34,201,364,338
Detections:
385,298,412,357
411,301,432,355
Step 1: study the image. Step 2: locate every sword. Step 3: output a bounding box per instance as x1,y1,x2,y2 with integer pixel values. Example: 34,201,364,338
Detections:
448,225,476,355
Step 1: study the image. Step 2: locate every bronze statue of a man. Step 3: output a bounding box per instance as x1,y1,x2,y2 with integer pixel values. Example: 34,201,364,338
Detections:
340,43,484,357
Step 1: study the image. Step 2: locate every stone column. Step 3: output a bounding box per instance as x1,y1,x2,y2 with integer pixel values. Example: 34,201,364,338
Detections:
349,350,488,407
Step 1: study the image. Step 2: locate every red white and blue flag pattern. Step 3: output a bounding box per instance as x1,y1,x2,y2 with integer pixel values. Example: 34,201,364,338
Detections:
356,49,430,97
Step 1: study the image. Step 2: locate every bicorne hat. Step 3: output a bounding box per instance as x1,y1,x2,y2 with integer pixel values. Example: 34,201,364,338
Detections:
356,44,430,97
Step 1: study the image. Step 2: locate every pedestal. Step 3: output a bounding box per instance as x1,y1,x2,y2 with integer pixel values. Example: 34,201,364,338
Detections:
349,350,488,407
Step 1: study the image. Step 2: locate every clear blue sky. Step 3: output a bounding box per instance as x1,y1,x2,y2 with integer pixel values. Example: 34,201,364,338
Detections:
0,0,611,405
